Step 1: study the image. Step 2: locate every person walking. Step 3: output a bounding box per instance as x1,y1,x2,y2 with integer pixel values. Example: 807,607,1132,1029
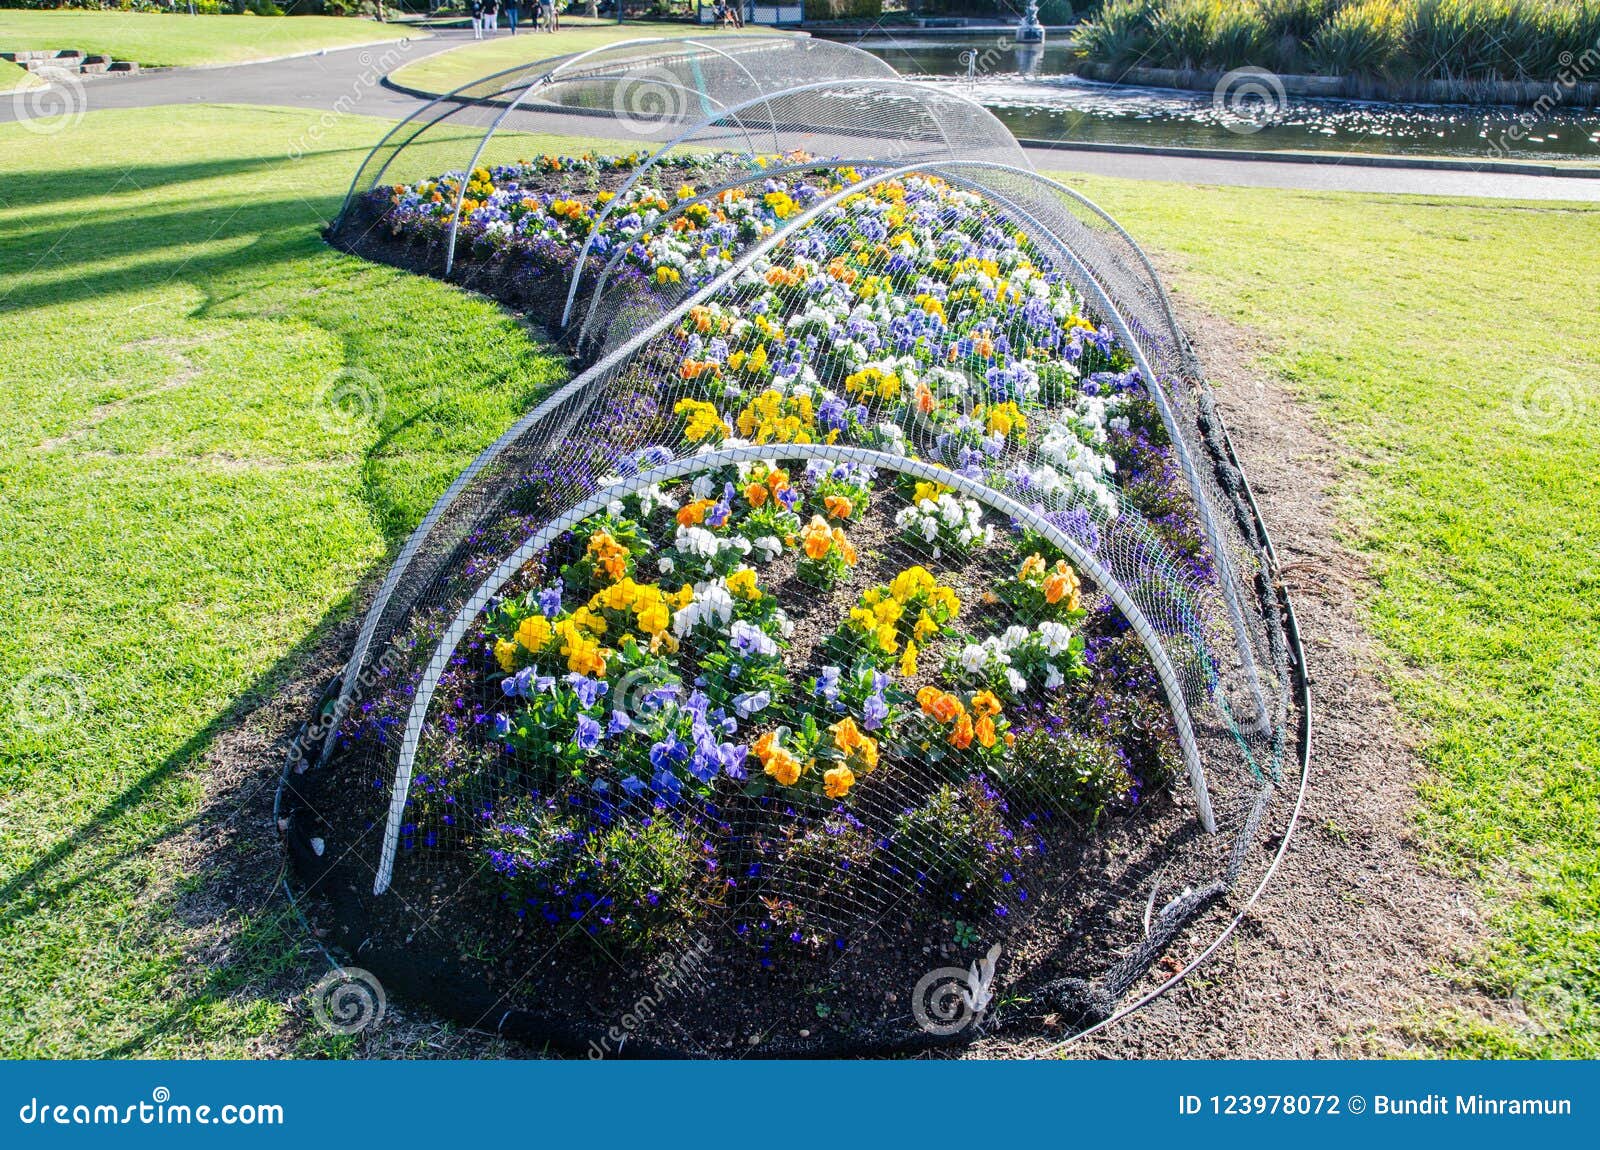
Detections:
468,0,483,39
504,0,520,33
541,0,558,33
483,0,499,35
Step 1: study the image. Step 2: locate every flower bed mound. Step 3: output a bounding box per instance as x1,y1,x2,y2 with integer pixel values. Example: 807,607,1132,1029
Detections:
287,146,1274,1054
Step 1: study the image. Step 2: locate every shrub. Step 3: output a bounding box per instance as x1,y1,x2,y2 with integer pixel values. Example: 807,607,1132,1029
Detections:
1204,2,1270,69
1310,0,1405,77
1074,0,1159,69
1146,0,1224,70
484,800,713,952
890,777,1015,899
1074,0,1600,82
994,725,1135,823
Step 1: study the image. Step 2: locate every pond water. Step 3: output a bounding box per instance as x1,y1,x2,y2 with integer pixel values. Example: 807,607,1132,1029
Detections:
847,36,1600,163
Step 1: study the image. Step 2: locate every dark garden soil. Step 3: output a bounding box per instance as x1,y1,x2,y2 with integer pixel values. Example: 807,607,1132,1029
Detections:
1023,304,1497,1059
272,472,1235,1057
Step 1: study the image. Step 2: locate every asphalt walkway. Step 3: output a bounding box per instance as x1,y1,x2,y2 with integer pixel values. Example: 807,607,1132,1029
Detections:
8,35,1597,202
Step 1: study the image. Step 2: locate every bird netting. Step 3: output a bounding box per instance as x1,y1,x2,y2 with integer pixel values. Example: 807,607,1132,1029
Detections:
286,38,1304,1056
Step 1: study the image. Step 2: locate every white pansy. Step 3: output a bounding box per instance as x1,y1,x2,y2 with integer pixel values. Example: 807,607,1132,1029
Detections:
1038,621,1074,657
676,525,720,559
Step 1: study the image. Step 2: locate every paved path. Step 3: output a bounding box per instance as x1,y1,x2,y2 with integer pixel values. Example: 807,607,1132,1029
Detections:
8,37,1599,202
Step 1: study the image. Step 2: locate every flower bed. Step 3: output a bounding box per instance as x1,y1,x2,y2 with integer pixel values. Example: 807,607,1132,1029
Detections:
321,156,1225,970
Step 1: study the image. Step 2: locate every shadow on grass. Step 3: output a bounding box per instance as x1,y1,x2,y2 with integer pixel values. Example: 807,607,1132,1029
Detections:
1,143,567,1054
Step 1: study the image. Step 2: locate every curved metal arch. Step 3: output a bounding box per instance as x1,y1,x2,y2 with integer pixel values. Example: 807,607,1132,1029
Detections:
558,77,1031,328
342,33,833,220
570,155,1267,733
373,441,1218,895
576,159,1187,363
441,37,785,276
917,164,1273,735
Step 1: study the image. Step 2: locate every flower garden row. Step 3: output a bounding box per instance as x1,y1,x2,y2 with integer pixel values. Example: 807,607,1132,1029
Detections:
342,152,1211,954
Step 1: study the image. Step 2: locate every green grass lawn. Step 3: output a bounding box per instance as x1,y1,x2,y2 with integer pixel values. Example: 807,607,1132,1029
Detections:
0,103,1594,1057
0,12,421,68
386,17,787,94
0,58,38,92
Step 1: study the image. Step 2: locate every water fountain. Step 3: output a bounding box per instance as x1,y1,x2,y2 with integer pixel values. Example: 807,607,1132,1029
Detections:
1016,0,1046,45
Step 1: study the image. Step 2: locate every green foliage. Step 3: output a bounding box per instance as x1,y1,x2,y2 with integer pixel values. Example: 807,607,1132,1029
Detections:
484,802,712,952
1075,0,1158,69
1076,0,1600,80
1310,0,1405,77
891,777,1016,898
994,726,1135,822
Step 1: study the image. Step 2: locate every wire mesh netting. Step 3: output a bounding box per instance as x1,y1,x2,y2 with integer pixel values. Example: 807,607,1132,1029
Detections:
286,38,1304,1056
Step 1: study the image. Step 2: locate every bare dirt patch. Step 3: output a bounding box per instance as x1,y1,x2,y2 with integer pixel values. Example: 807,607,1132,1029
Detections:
1055,300,1495,1059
